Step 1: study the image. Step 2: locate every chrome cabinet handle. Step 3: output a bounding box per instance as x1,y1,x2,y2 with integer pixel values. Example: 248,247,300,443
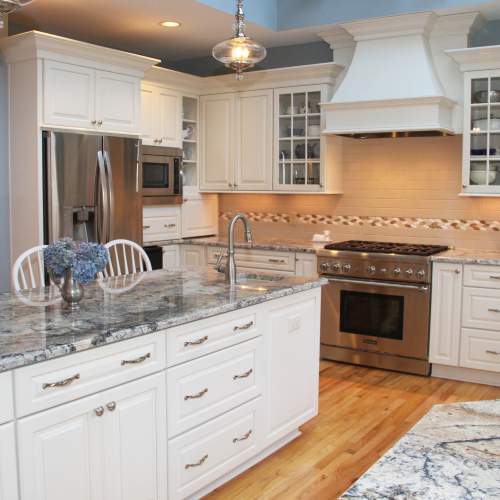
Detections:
106,401,116,412
233,368,253,380
184,335,208,347
143,225,151,229
185,454,208,470
165,223,176,228
97,120,103,126
268,258,286,264
94,406,104,417
121,353,151,366
91,120,97,125
486,350,500,355
233,430,252,443
489,275,500,280
184,388,208,401
488,308,500,313
42,373,80,390
233,321,254,332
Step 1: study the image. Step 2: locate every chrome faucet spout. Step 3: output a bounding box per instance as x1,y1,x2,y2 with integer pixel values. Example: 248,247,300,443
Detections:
225,213,253,284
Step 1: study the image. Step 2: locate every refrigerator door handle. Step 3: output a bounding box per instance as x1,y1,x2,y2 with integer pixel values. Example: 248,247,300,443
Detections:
96,151,109,244
46,132,60,243
103,151,114,242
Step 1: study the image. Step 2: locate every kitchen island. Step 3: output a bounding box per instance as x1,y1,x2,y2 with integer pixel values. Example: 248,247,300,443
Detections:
0,268,325,500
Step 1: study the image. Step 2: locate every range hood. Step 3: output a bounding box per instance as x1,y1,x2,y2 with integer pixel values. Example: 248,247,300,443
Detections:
320,12,478,137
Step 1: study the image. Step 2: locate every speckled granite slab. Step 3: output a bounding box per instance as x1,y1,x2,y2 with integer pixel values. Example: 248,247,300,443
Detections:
432,249,500,266
341,399,500,499
155,236,325,254
0,268,326,372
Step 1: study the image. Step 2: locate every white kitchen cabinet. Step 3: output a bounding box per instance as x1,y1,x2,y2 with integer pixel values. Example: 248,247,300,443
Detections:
143,205,181,243
181,194,218,238
235,89,273,191
43,60,141,134
264,290,320,444
163,245,181,269
295,253,318,277
141,82,182,147
18,373,166,500
0,423,18,500
199,93,237,191
181,245,207,267
429,263,463,367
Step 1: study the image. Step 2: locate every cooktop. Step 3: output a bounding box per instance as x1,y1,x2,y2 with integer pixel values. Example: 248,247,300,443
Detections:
323,240,449,257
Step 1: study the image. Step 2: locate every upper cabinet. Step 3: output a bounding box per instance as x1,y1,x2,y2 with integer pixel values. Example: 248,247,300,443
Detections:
141,82,182,147
447,46,500,196
44,62,141,134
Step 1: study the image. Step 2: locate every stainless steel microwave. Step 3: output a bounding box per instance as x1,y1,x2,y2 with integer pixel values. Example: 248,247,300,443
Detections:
141,145,183,203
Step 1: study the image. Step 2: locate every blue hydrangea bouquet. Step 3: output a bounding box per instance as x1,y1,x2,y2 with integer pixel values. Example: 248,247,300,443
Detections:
44,238,108,309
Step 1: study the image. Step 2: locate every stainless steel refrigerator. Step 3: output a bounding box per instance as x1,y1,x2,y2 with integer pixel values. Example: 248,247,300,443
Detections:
43,131,142,245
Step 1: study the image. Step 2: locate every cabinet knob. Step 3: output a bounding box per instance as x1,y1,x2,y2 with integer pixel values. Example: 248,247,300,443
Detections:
97,120,103,126
94,406,104,417
106,401,117,412
91,120,97,125
455,269,461,274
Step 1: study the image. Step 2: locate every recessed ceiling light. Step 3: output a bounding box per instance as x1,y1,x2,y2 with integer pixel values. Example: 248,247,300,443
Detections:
160,20,181,28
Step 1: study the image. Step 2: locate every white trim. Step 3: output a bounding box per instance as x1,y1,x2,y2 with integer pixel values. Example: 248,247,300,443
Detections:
432,363,500,387
446,45,500,72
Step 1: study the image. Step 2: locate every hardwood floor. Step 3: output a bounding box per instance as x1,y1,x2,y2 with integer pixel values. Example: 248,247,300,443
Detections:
206,361,500,500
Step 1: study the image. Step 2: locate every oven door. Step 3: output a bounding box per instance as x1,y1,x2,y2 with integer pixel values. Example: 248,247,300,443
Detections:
321,277,430,360
142,155,174,196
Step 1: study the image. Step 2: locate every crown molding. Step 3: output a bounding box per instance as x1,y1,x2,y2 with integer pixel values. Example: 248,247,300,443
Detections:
446,44,500,71
144,65,204,94
318,27,355,51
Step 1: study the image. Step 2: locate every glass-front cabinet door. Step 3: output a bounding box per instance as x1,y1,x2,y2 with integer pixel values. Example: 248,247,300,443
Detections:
463,70,500,195
274,85,327,192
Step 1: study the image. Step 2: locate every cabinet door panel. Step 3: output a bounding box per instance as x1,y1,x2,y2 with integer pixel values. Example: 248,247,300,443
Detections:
95,70,140,133
140,84,156,146
163,245,181,269
0,423,18,500
17,394,103,500
236,90,273,191
295,253,318,277
181,195,218,238
43,60,94,128
265,291,320,443
180,245,207,267
158,88,182,148
429,263,463,366
199,94,236,191
101,374,167,500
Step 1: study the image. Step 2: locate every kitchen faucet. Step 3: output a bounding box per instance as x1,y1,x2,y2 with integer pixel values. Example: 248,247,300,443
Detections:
215,213,253,284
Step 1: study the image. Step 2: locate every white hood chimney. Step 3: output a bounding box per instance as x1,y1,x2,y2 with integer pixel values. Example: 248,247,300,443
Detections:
320,12,479,136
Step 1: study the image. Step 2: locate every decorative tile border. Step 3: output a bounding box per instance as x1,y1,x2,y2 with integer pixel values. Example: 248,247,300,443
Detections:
220,212,500,232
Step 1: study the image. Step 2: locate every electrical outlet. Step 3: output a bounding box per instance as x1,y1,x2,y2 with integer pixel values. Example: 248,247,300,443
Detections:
288,316,301,333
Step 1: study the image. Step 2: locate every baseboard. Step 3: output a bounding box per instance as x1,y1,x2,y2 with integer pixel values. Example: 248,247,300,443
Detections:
189,429,302,499
432,364,500,387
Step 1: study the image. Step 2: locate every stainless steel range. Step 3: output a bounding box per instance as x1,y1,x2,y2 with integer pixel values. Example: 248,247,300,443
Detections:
317,240,448,376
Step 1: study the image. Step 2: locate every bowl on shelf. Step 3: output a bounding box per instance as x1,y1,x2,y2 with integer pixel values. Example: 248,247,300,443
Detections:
472,118,500,131
308,124,321,137
182,124,194,140
471,148,497,156
470,164,497,185
287,128,305,137
474,90,500,104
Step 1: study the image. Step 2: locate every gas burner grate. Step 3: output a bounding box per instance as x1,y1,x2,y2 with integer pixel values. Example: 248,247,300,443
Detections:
324,240,448,257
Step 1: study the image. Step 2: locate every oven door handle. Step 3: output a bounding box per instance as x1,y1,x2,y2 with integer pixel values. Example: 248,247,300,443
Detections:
325,277,429,292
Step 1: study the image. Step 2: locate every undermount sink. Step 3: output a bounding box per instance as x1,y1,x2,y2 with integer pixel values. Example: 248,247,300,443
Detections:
236,272,285,283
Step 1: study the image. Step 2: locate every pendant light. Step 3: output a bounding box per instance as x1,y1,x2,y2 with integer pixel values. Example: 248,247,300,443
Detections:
212,0,267,80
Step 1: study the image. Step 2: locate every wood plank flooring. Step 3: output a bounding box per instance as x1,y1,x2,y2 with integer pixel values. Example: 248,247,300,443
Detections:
206,361,500,500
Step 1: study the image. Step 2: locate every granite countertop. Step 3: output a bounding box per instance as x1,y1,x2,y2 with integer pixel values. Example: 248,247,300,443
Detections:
0,268,326,373
432,249,500,266
342,399,500,499
155,236,326,254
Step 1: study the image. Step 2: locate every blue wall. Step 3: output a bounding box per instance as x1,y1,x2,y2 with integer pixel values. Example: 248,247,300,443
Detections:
0,56,10,292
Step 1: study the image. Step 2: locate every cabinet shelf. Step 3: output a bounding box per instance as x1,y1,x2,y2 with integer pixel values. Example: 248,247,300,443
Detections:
183,160,197,164
278,113,320,118
183,139,196,144
182,118,197,124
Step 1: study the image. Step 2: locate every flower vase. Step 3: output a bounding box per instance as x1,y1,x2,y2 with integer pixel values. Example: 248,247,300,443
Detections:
60,269,84,310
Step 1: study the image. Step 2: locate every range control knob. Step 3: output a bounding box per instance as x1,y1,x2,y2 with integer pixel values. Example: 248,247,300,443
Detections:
366,265,376,275
417,270,426,279
332,263,341,272
343,264,352,273
393,267,401,276
405,269,414,277
320,262,329,271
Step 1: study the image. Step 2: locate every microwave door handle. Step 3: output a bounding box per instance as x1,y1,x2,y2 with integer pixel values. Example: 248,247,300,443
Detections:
103,151,114,242
96,151,109,244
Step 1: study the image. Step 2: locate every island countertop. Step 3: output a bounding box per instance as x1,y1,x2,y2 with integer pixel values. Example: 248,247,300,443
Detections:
0,268,326,373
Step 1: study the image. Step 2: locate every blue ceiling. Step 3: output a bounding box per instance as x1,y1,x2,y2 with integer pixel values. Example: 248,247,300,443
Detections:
199,0,492,31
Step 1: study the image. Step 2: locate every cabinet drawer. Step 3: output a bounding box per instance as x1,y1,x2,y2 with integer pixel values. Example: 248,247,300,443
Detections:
207,247,296,272
15,334,166,417
0,372,13,424
143,215,180,243
461,328,500,373
462,287,500,332
167,337,264,437
166,307,259,367
464,265,500,289
168,397,263,500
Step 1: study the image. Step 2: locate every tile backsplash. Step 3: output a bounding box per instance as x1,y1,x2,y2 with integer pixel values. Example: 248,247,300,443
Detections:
219,136,500,251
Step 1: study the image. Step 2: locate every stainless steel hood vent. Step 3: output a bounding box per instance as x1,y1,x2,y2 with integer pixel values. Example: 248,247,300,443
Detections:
320,12,479,136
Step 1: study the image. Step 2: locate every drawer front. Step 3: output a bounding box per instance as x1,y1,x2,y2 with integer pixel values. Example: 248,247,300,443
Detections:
143,215,180,243
168,397,263,500
462,287,500,332
464,265,500,289
207,247,296,272
0,372,14,424
166,307,260,367
167,337,264,437
461,328,500,373
15,334,166,417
